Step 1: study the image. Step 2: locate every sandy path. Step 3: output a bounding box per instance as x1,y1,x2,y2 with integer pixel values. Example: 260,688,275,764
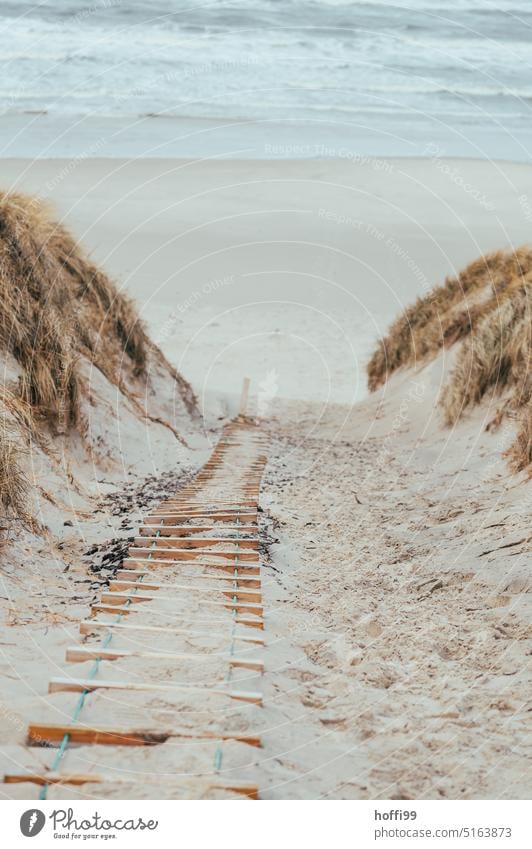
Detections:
3,422,270,800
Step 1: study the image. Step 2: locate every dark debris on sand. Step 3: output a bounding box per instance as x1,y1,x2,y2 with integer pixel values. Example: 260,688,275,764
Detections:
96,468,196,530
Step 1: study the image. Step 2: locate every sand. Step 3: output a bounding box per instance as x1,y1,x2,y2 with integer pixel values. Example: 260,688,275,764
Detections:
0,157,530,799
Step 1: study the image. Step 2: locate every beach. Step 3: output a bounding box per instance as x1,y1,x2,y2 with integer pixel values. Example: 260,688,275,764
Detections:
0,154,530,799
2,155,532,411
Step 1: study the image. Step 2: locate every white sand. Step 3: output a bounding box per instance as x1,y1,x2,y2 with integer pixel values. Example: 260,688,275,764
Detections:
0,157,530,799
2,156,532,410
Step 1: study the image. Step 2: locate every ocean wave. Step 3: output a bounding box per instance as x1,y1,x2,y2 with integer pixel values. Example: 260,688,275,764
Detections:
1,0,531,138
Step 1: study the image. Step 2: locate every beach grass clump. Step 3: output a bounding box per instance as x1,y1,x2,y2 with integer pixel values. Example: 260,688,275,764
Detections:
0,189,196,533
367,247,532,391
508,407,532,472
0,428,28,526
367,247,532,474
440,281,532,425
0,190,155,430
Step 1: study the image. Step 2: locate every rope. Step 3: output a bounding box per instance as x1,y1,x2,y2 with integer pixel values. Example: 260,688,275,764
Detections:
38,530,160,800
213,510,240,773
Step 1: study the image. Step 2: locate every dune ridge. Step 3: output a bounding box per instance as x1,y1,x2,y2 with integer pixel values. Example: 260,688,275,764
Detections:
0,190,197,533
368,247,532,473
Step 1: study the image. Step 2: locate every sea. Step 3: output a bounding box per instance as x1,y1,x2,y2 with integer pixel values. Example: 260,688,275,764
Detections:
0,0,531,159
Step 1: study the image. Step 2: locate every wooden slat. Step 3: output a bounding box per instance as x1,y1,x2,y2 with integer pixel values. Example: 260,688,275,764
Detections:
155,498,257,504
101,590,263,616
65,645,264,671
90,605,264,629
139,525,257,536
3,773,259,797
79,619,265,645
28,723,262,748
133,536,259,549
128,547,259,562
48,677,263,705
123,557,261,576
4,773,101,786
109,579,262,603
115,569,262,588
144,515,257,524
99,590,263,616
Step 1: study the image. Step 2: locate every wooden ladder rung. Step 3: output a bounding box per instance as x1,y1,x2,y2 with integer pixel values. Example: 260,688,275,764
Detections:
133,537,260,549
48,677,263,705
3,773,259,798
99,591,263,617
108,581,262,603
122,557,261,576
128,548,260,563
115,569,262,588
79,619,265,645
27,722,262,748
65,645,264,671
90,603,264,629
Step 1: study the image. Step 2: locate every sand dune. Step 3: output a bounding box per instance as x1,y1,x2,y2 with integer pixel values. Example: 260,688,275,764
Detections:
0,157,530,800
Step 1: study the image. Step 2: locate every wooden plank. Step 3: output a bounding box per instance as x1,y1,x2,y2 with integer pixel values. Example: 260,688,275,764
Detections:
144,515,257,524
79,619,264,645
128,547,259,562
139,525,257,536
109,579,262,603
3,773,259,797
147,505,258,511
123,558,260,576
159,498,257,504
152,503,257,511
133,537,260,550
27,722,262,748
48,677,263,705
90,604,264,629
115,569,261,588
65,646,264,671
4,773,101,786
99,591,264,617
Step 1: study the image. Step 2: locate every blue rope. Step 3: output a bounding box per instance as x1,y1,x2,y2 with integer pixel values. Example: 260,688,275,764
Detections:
213,513,240,773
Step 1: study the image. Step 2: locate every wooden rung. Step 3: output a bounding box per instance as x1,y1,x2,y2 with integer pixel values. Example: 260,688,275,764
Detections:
27,722,262,748
48,677,263,705
146,506,257,511
148,515,258,523
158,498,257,510
80,620,264,644
133,537,259,549
99,591,264,617
140,525,257,536
115,569,262,588
2,773,259,797
90,605,264,629
109,579,262,603
4,772,100,786
144,515,257,524
150,506,257,513
123,557,261,576
65,646,264,671
128,548,259,562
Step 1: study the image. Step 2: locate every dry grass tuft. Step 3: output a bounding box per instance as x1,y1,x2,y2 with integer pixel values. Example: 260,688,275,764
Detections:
0,190,197,532
0,428,29,526
367,247,532,474
441,281,532,425
367,247,532,391
0,190,152,430
507,407,532,472
0,190,196,425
